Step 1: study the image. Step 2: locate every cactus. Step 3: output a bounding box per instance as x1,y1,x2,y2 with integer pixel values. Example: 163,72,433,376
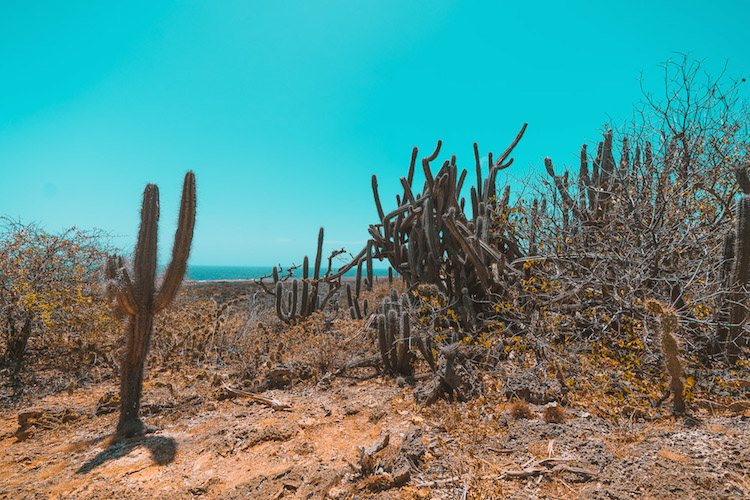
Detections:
105,171,196,438
376,293,415,376
275,280,299,323
645,299,685,414
546,130,632,223
356,124,527,331
734,161,750,194
346,281,369,320
528,198,539,255
274,228,330,324
715,229,736,352
544,158,581,221
722,195,750,362
366,239,374,291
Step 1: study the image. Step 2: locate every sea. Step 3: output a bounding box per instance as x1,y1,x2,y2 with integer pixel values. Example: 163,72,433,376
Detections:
186,265,391,282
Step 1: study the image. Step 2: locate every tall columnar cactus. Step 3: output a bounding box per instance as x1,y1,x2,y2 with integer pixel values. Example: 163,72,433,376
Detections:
716,229,737,353
725,195,750,362
105,172,196,438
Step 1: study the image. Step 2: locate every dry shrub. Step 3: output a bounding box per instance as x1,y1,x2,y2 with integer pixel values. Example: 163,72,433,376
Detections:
151,288,277,371
0,219,120,377
510,401,534,420
543,404,566,423
272,312,374,374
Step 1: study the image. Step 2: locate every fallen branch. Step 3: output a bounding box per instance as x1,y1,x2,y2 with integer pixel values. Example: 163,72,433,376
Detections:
220,384,291,410
499,463,596,480
332,355,381,377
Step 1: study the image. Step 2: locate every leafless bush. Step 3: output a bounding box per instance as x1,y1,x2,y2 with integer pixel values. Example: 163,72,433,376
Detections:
526,55,749,368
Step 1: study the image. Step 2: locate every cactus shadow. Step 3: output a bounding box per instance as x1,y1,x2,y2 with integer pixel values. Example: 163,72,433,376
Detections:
75,434,177,474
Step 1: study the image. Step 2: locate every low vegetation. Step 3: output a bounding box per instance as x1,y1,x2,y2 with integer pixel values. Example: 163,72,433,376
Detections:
2,56,750,498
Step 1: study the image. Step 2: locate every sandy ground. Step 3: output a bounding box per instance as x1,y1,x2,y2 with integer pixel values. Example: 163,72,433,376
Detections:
2,364,749,499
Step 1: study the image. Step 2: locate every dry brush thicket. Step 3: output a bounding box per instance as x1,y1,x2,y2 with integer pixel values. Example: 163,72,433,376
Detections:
267,57,750,413
2,58,750,422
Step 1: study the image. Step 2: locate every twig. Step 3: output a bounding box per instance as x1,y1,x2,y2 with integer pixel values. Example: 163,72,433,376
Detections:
220,384,291,410
415,476,463,488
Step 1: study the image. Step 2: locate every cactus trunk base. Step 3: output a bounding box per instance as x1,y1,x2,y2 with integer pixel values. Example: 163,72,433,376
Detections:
116,315,153,438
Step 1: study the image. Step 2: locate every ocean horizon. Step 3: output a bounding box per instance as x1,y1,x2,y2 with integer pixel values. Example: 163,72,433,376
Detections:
186,265,391,282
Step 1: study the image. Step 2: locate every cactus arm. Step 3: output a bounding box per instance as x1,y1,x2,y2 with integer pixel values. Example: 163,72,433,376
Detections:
423,197,441,266
456,168,467,200
387,309,399,370
473,142,483,200
155,171,196,312
578,144,590,215
399,177,418,207
290,279,298,318
406,146,418,189
133,184,160,305
105,255,137,315
544,158,582,220
441,212,491,290
355,260,363,298
115,269,138,316
365,240,374,291
275,282,291,323
470,186,479,220
372,175,385,222
421,140,442,193
397,312,408,372
494,122,527,167
300,256,309,316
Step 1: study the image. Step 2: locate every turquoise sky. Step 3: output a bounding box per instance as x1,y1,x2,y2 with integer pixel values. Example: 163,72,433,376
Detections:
1,1,748,266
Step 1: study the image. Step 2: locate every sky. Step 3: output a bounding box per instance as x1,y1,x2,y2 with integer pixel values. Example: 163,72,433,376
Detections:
1,1,749,267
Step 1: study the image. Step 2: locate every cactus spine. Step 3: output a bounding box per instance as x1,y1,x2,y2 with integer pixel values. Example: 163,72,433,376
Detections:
106,172,196,438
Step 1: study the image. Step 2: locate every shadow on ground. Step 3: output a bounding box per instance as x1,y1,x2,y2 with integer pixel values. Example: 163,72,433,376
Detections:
76,435,177,474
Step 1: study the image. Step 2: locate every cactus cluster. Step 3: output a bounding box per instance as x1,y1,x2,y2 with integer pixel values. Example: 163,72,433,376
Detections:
105,172,196,438
364,125,527,328
544,130,652,224
346,259,370,320
376,290,416,376
274,227,341,323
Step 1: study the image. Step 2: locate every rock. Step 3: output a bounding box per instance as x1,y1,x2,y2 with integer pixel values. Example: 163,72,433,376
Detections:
317,373,332,390
503,368,562,404
188,477,221,495
358,473,394,492
368,409,386,423
414,344,484,406
391,456,411,486
400,427,426,466
414,376,447,406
